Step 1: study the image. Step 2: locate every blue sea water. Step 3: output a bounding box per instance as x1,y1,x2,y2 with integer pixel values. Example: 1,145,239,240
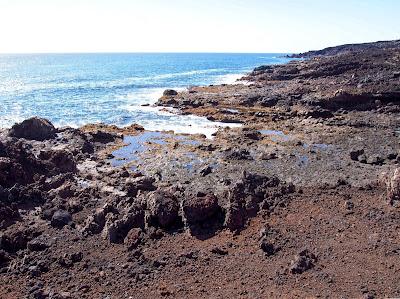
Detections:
0,53,290,135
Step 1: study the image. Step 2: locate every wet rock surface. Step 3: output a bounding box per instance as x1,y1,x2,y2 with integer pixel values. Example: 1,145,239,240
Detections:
1,40,400,298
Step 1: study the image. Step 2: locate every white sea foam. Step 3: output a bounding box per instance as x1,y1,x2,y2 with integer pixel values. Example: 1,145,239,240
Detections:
216,73,244,84
132,112,241,139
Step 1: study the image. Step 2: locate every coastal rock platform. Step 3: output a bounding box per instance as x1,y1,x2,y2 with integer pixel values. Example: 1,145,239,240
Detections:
1,40,400,298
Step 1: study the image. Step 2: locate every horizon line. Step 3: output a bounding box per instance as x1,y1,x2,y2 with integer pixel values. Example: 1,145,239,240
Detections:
0,51,294,55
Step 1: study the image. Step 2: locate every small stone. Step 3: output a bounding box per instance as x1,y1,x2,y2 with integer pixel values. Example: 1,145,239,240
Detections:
350,149,364,161
260,240,276,256
211,247,228,255
124,228,142,251
199,166,212,177
51,210,72,228
289,249,317,274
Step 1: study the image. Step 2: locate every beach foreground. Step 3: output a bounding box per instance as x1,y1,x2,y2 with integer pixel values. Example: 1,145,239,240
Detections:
1,40,400,298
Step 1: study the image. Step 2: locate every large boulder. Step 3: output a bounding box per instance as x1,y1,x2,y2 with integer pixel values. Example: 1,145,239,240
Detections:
147,190,179,228
9,117,57,141
182,193,220,225
163,89,178,97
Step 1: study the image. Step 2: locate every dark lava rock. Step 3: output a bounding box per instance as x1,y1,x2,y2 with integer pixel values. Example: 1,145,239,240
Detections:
0,249,10,267
259,152,278,160
183,193,220,224
58,252,83,268
350,148,365,161
0,189,20,229
51,210,72,228
125,176,156,197
366,154,384,165
163,89,178,96
254,65,273,72
241,129,262,140
260,240,276,256
27,236,51,252
224,149,252,160
223,172,293,231
0,229,34,253
39,150,76,174
89,130,121,144
224,200,246,232
124,228,143,251
80,206,109,235
9,117,57,141
305,108,334,119
199,166,213,177
289,249,317,274
211,247,228,255
147,190,180,228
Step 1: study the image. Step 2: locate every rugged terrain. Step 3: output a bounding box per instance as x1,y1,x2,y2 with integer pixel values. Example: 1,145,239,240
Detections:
1,40,400,298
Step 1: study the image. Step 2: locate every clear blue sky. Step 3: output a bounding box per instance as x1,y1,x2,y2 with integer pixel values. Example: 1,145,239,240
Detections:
0,0,398,53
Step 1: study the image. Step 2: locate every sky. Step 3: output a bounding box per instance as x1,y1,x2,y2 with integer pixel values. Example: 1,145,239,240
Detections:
0,0,399,53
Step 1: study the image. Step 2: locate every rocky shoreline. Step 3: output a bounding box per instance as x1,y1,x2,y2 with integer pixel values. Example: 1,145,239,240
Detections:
1,40,400,298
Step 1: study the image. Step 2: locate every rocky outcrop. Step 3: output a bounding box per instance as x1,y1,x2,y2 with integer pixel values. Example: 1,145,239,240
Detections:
288,39,400,58
9,117,57,141
147,190,180,228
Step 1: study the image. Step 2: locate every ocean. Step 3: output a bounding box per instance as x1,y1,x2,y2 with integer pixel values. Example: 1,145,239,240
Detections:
0,53,290,135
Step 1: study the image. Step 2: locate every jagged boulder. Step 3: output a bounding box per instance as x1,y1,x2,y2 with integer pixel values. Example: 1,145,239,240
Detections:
51,210,72,228
147,190,179,228
182,193,220,225
224,172,295,231
80,205,110,235
9,117,57,141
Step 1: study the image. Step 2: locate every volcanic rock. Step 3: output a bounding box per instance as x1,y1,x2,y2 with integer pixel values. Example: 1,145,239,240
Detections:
27,235,51,252
9,117,57,141
147,190,180,228
289,249,317,274
163,89,178,96
182,193,220,224
51,210,72,228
